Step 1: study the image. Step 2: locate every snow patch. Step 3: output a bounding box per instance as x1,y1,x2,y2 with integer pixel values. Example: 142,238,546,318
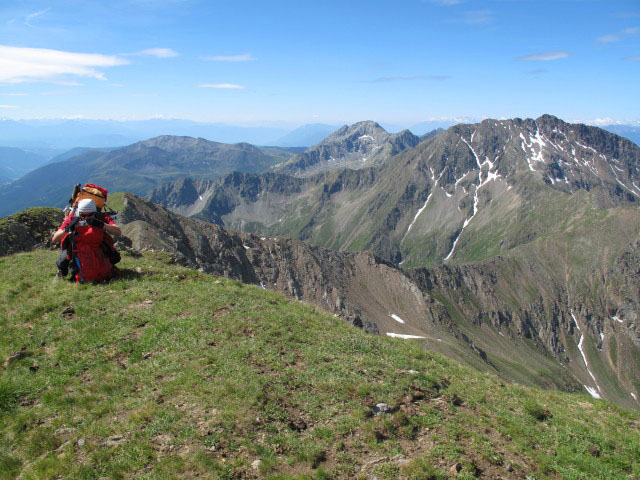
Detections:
243,245,250,250
445,135,498,260
358,135,374,141
571,310,602,396
199,195,203,200
386,333,426,339
403,191,433,241
613,315,623,323
389,314,405,324
632,393,638,401
584,385,601,399
610,164,639,197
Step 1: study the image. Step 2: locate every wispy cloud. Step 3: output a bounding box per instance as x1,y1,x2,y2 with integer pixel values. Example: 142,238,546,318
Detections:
463,10,492,24
0,93,28,96
624,55,640,61
365,75,451,83
25,8,50,26
199,83,245,89
516,51,570,61
0,104,18,108
527,69,548,75
138,48,179,58
597,26,637,44
106,83,124,87
203,54,254,62
597,34,620,43
0,45,128,84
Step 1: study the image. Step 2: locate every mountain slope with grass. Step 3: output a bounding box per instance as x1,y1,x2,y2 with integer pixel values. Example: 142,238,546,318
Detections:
1,248,640,480
71,194,640,410
0,136,298,217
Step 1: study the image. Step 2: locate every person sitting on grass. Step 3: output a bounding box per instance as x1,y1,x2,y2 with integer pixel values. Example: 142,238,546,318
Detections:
52,199,122,283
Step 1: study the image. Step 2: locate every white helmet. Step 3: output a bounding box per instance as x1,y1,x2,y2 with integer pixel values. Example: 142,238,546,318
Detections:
76,198,97,215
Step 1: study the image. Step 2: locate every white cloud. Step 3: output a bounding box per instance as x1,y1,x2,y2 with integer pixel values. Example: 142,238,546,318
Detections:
203,54,254,62
0,45,128,84
625,55,640,61
0,104,18,108
0,93,27,96
516,51,570,61
592,117,618,125
597,34,620,43
25,8,50,26
597,27,638,44
138,48,178,58
199,83,245,89
106,84,124,87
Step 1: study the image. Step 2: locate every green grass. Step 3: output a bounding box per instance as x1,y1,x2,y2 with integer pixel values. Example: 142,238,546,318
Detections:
1,249,639,479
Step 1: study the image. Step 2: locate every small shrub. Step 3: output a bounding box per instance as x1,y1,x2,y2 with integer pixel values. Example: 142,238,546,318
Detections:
524,400,552,421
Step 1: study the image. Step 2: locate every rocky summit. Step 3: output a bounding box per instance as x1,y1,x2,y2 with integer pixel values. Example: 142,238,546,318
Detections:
274,120,423,177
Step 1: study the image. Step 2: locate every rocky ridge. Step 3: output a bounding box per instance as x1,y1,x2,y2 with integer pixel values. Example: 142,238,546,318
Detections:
274,121,422,177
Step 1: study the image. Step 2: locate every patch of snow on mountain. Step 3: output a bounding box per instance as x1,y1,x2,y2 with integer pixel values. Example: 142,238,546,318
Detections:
389,314,405,324
403,191,433,241
632,393,638,401
386,332,426,339
446,135,498,260
571,310,602,396
199,195,203,200
613,315,623,323
575,140,597,153
358,135,374,141
609,164,639,198
585,385,601,399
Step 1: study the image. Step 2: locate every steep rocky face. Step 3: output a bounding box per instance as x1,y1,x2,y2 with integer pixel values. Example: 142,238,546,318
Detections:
117,193,445,336
274,121,421,176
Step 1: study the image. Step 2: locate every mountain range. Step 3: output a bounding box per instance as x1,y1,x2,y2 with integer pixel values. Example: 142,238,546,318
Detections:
0,137,301,217
1,114,638,411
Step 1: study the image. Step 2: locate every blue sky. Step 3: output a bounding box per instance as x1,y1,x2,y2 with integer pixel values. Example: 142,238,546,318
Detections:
0,0,639,127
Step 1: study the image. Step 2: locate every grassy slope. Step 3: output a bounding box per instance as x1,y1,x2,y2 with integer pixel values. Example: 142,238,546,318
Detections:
1,249,639,480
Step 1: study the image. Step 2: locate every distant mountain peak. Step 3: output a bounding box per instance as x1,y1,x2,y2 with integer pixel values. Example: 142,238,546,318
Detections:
274,120,420,177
